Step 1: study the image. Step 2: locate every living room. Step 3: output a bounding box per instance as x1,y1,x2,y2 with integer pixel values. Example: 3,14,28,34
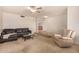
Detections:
0,6,79,53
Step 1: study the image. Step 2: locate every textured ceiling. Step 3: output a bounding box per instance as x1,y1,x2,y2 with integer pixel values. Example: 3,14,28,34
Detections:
2,6,67,17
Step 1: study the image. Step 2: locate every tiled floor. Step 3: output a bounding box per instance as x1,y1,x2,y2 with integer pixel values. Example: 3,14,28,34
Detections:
0,34,79,53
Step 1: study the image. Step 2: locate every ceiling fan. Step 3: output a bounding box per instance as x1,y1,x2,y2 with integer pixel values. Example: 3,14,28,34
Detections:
20,6,42,18
27,6,42,13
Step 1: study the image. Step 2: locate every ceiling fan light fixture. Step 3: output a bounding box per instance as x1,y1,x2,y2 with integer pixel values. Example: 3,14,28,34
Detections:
31,9,37,13
27,6,42,13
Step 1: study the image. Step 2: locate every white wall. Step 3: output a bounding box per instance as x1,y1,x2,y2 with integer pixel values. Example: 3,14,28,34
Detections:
2,12,36,33
68,7,79,44
2,11,67,34
43,14,67,34
0,7,2,33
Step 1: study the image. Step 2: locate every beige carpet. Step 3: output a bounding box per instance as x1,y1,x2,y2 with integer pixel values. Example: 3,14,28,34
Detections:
0,34,79,53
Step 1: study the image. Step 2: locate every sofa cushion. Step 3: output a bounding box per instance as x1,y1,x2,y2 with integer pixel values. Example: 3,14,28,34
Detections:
1,29,15,35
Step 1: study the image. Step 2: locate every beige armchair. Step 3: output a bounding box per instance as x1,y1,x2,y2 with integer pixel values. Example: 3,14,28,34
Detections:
54,29,76,48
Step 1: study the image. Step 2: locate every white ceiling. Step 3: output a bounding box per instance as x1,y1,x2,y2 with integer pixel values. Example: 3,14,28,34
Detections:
2,6,67,17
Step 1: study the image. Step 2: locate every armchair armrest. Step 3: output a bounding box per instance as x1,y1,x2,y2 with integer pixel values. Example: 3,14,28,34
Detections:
62,37,72,40
54,34,62,39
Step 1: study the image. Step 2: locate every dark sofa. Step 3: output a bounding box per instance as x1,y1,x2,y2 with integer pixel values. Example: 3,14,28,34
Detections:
0,28,32,43
15,28,31,37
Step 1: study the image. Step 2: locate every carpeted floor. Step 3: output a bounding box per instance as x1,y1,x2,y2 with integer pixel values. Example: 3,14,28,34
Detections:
0,34,79,53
